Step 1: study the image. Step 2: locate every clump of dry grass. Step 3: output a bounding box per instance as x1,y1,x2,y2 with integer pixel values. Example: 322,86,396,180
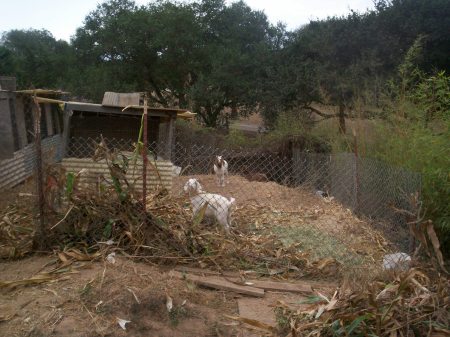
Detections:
276,266,449,336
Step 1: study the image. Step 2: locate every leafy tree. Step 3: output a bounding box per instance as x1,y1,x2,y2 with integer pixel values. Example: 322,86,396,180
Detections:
0,29,73,89
189,0,273,127
72,0,273,127
0,46,17,77
270,0,450,133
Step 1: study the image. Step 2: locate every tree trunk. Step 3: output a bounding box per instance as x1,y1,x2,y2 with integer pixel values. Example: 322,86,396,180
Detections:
338,103,346,134
230,104,238,119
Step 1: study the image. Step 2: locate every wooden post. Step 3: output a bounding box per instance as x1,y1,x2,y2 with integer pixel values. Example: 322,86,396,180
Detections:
32,95,46,249
44,103,54,136
353,129,360,212
60,107,72,158
166,114,175,161
142,96,148,215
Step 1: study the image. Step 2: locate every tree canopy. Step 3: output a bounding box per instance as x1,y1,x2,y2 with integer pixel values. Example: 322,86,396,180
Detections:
1,0,449,128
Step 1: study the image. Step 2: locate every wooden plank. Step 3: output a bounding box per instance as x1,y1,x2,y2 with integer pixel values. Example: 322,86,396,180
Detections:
170,271,264,297
246,280,312,293
166,115,174,160
238,298,276,326
174,266,242,278
173,267,314,293
44,103,54,136
65,102,176,117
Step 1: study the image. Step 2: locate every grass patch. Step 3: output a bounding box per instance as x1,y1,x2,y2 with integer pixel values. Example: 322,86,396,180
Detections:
272,225,363,267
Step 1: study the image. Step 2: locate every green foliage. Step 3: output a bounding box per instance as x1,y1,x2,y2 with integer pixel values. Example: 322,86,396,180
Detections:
65,172,75,199
332,314,371,336
69,0,272,127
102,219,114,239
0,29,73,89
223,128,252,149
168,305,188,326
411,71,450,126
370,69,450,254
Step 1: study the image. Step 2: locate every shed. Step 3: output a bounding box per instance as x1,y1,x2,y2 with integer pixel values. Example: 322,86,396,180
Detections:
61,92,195,192
0,78,66,189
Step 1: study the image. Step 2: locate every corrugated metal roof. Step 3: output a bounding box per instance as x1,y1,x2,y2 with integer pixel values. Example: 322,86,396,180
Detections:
66,101,196,120
102,92,141,108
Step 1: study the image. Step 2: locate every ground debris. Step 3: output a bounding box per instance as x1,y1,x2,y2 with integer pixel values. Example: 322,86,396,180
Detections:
170,270,265,297
275,266,450,336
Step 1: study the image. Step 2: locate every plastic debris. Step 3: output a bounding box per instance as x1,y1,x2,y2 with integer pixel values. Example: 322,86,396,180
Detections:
166,295,173,312
117,318,131,330
172,165,182,176
106,252,116,264
382,252,411,271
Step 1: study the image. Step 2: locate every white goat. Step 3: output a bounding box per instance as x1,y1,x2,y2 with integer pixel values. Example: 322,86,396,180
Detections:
213,155,229,187
183,178,235,232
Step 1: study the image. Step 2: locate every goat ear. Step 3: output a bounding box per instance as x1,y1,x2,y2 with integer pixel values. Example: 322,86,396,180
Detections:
229,197,236,205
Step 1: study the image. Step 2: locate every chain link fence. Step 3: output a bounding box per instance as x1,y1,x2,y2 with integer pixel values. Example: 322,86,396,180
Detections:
62,136,421,249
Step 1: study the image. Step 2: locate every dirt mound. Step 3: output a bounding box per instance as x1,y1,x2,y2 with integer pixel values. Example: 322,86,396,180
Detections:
173,174,321,210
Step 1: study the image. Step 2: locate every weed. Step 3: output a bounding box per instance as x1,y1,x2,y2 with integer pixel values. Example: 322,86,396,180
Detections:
274,307,290,332
168,306,188,326
79,283,92,298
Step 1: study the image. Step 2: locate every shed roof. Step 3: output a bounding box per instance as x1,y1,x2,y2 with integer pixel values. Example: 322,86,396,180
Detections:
65,101,195,119
15,89,69,96
12,89,196,120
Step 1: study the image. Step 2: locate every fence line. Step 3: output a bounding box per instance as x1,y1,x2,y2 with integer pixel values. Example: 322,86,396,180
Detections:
3,136,421,250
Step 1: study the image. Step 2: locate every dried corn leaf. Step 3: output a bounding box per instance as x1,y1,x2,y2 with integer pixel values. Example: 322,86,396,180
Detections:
0,272,59,289
425,221,448,273
223,315,276,332
0,312,16,322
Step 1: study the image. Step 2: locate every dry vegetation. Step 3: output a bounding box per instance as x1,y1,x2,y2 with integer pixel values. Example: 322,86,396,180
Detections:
0,155,448,336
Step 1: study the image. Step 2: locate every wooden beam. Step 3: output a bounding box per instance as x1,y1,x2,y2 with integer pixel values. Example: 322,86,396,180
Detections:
170,271,265,297
65,102,178,118
173,267,314,293
174,266,242,278
243,280,312,293
166,114,175,160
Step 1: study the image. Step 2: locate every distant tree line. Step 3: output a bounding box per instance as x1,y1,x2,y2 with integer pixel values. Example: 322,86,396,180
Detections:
1,0,449,128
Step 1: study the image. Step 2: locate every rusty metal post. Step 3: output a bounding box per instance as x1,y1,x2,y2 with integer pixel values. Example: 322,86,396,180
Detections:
142,95,148,215
32,95,46,249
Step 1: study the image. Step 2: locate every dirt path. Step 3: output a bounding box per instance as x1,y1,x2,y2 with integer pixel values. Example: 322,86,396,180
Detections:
0,256,240,337
0,255,339,337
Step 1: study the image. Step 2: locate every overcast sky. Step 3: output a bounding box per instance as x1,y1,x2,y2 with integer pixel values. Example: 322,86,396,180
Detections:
0,0,375,42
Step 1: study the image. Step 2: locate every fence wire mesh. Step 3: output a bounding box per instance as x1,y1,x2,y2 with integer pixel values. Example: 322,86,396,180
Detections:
64,136,421,249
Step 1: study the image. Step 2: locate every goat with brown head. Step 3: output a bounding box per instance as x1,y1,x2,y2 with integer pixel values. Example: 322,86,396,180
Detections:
213,156,228,187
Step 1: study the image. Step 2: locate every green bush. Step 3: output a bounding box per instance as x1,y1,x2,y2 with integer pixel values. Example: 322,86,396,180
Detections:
369,71,450,255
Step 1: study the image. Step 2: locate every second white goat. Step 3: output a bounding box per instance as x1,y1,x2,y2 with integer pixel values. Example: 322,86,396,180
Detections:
183,178,235,232
213,155,228,187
